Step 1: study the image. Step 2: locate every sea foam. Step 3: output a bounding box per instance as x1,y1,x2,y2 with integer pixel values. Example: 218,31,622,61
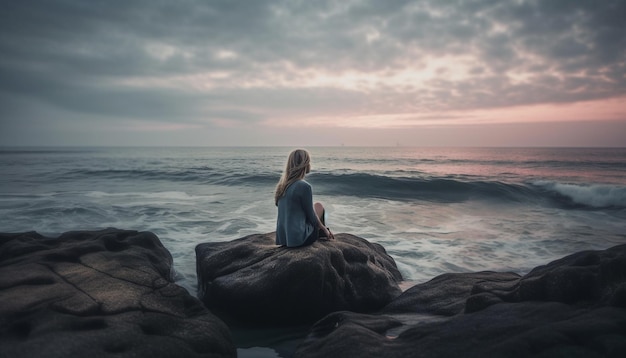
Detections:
533,181,626,208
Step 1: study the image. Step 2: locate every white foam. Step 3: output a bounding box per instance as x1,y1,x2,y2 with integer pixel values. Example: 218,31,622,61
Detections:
534,181,626,208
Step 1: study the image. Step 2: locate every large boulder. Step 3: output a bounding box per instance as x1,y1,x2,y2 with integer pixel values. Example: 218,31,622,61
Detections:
196,232,403,324
0,229,236,358
295,244,626,357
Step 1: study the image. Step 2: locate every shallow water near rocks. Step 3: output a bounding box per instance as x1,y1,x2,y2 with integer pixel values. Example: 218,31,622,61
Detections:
232,325,310,358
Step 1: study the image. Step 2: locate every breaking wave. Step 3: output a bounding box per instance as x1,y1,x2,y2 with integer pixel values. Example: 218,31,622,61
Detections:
49,163,626,209
532,181,626,209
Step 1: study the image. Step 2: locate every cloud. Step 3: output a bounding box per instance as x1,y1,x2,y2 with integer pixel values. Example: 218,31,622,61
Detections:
0,0,624,145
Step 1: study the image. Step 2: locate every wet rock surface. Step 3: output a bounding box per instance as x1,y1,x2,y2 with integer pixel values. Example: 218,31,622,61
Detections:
0,229,236,358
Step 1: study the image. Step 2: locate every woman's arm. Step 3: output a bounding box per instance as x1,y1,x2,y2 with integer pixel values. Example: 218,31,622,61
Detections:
299,182,321,226
300,182,334,240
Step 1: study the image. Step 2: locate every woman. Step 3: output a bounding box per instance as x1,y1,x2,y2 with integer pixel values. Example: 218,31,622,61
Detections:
275,149,334,247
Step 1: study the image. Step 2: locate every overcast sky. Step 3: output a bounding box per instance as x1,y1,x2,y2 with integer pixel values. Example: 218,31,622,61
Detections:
1,0,625,147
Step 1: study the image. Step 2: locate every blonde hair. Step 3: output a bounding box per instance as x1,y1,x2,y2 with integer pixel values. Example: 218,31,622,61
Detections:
275,149,311,205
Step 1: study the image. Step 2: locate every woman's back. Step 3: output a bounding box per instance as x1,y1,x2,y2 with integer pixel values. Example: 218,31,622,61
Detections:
276,180,316,247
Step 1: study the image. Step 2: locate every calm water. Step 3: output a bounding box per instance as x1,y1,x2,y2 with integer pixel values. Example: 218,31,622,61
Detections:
1,146,625,355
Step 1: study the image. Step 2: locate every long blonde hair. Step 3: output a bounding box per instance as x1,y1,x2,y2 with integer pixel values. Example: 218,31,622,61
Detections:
275,149,311,205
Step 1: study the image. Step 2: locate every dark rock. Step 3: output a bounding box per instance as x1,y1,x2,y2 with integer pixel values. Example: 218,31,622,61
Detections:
383,271,521,316
297,311,403,357
295,244,626,357
297,302,626,358
464,244,626,312
0,229,236,358
195,232,403,325
514,245,626,307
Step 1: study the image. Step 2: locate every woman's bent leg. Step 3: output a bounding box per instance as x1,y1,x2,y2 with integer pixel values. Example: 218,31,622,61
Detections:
314,202,325,225
314,202,329,238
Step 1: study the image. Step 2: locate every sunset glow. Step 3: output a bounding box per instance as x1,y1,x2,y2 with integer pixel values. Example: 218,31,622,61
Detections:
1,1,624,146
264,96,626,129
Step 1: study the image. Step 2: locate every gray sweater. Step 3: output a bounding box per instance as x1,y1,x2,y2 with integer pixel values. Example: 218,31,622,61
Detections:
276,180,318,247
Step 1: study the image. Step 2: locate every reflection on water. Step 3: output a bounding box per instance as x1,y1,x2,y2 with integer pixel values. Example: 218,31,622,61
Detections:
230,323,311,358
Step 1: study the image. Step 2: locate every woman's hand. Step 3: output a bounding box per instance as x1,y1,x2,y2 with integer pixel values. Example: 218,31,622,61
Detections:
324,227,335,240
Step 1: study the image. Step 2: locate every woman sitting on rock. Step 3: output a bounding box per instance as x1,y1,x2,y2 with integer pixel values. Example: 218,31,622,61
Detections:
275,149,334,247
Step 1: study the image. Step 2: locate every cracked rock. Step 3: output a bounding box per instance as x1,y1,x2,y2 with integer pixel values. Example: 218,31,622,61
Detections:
0,229,236,358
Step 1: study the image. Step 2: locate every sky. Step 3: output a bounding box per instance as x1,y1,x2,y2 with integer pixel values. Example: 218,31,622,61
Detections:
1,0,625,147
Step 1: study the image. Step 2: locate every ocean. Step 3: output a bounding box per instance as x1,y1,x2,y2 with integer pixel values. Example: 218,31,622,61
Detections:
1,146,625,293
2,146,625,356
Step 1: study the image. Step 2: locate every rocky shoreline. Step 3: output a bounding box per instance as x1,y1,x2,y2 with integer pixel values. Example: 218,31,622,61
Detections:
0,229,235,358
2,229,625,357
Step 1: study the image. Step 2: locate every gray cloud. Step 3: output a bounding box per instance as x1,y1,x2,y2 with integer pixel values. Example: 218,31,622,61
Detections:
1,0,625,145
